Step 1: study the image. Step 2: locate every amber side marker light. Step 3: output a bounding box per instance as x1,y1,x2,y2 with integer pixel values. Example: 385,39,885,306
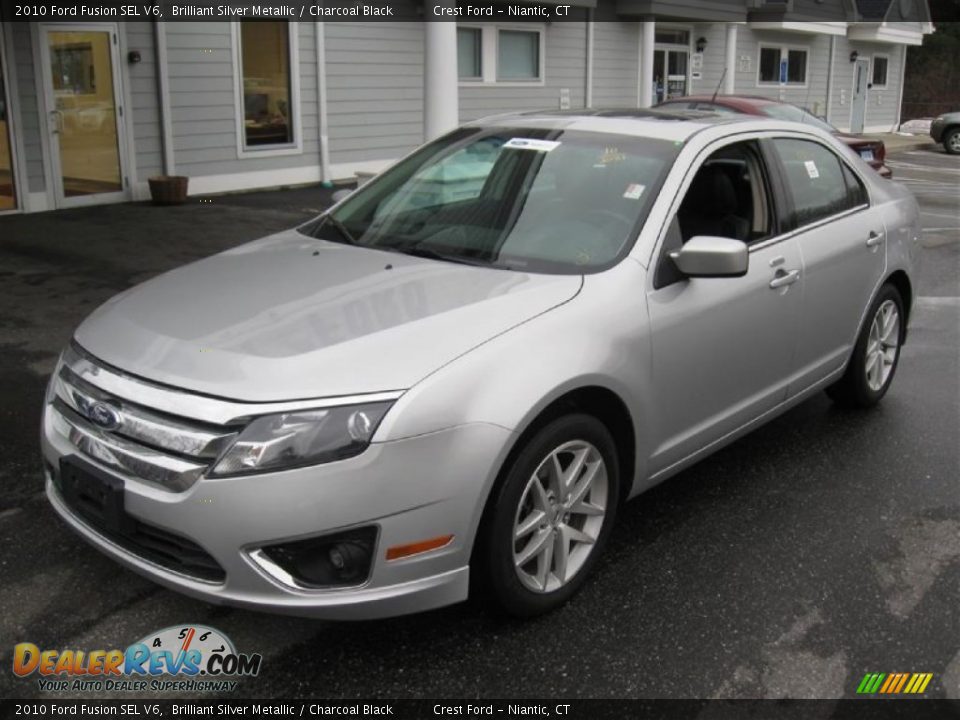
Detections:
386,534,455,561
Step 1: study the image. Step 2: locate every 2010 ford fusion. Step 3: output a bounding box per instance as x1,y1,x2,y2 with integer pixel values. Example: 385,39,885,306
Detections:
41,110,920,619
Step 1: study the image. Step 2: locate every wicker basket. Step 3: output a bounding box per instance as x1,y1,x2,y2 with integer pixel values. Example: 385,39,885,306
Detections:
148,176,189,206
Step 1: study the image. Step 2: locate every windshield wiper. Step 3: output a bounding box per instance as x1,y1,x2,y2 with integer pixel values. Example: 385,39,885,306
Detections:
398,246,497,268
321,214,360,246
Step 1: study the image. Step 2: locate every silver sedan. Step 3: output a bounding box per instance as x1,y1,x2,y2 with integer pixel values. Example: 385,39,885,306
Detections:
41,111,920,618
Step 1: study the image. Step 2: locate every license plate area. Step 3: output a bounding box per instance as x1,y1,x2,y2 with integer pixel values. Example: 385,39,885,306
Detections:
860,149,875,162
59,457,133,535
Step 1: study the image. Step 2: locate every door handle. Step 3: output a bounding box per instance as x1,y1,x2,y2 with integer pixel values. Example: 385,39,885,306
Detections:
769,269,800,289
866,231,884,248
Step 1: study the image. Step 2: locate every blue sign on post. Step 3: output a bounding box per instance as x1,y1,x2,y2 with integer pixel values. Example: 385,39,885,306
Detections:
779,59,788,84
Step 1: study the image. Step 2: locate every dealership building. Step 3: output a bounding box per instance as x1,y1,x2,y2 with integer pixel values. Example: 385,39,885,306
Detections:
0,0,933,215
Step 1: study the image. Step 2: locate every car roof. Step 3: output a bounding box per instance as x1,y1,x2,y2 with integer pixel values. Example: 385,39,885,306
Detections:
469,107,807,143
661,94,785,108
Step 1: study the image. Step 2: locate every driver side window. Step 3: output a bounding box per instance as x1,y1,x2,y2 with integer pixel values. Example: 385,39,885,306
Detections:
655,140,775,288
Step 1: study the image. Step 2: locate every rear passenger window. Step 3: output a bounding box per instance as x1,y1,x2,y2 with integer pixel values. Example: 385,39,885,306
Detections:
841,163,869,207
773,139,863,228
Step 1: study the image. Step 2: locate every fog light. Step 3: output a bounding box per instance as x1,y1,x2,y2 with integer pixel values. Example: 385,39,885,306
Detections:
257,526,377,589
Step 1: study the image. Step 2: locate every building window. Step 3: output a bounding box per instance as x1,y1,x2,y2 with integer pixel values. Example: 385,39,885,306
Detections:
655,29,690,45
458,25,545,85
758,45,808,86
457,27,482,80
498,30,540,81
239,21,294,148
872,56,888,87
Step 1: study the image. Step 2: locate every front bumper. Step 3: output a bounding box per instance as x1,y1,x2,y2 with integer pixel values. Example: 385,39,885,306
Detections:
930,119,945,142
41,357,513,620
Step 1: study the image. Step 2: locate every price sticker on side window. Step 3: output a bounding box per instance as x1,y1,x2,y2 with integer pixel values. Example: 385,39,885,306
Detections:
504,138,561,152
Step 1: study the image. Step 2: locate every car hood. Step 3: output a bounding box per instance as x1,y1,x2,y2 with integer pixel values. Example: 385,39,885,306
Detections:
75,230,582,402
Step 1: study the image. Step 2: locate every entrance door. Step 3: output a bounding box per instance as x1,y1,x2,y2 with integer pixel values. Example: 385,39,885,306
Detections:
39,24,128,208
653,49,689,105
0,27,19,211
850,57,869,133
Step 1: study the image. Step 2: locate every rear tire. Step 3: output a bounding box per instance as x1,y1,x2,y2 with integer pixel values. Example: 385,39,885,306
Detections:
477,414,620,618
826,284,904,408
944,128,960,155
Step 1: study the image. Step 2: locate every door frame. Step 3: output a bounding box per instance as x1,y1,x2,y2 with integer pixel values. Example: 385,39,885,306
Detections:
652,24,693,104
849,56,870,134
34,22,131,210
0,22,27,215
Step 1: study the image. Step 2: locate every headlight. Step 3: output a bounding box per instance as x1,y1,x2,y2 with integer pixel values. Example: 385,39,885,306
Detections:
210,401,393,477
44,352,64,405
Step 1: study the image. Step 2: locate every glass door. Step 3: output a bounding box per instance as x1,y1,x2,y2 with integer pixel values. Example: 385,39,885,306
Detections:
40,25,127,207
0,29,17,211
653,47,690,104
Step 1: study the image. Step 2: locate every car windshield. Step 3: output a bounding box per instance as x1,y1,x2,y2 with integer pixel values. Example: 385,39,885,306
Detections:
759,103,836,133
299,126,679,274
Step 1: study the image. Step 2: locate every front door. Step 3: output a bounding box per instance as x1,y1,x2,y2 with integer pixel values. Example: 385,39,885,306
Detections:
850,57,870,133
39,24,128,208
653,49,688,104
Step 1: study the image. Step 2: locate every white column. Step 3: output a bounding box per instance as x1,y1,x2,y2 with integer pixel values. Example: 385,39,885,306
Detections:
638,19,655,108
423,14,459,141
724,24,737,95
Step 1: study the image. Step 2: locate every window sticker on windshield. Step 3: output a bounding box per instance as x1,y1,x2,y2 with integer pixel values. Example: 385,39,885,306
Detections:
596,147,626,166
804,160,820,179
504,138,561,152
623,183,646,200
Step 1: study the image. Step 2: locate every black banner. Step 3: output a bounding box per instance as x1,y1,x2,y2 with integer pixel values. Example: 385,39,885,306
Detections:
3,700,960,720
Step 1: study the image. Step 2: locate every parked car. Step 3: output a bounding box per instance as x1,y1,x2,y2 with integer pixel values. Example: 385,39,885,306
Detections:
42,111,920,619
930,112,960,154
656,95,893,178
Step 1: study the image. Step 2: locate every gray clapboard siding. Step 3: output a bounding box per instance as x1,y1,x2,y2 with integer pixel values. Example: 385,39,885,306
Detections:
325,18,425,164
592,17,640,108
11,25,43,193
459,21,588,122
124,22,164,180
687,23,729,97
165,21,320,178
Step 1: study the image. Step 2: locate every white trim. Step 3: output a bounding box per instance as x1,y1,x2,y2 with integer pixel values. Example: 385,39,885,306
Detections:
749,22,847,36
315,22,330,183
0,21,27,213
457,23,546,87
231,21,303,159
824,34,836,125
894,46,907,129
118,24,138,195
180,158,394,196
653,22,694,102
29,23,55,211
153,19,174,175
756,42,810,88
26,190,50,212
585,14,594,107
35,22,132,210
870,52,890,89
847,22,925,46
848,56,870,133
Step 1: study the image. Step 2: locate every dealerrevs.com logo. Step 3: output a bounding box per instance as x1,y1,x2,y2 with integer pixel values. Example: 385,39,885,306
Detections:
13,625,262,693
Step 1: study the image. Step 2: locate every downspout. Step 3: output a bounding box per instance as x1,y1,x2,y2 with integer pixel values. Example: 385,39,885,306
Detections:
894,45,907,130
585,10,594,108
315,21,332,186
825,34,836,124
152,20,175,176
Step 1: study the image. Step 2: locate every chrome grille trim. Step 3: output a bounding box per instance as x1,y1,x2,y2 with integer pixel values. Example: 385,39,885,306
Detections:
51,401,206,492
64,344,404,426
55,365,238,459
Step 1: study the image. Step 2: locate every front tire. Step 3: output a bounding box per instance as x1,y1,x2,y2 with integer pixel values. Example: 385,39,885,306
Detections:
944,128,960,155
479,414,620,618
827,284,905,408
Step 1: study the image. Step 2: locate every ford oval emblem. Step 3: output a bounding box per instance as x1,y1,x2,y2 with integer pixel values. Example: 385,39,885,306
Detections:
87,402,122,431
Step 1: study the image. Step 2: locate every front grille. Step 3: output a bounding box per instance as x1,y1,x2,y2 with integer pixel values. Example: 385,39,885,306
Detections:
54,459,225,583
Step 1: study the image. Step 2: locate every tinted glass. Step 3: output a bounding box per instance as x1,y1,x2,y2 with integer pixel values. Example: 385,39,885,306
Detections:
759,47,779,83
241,21,293,147
774,139,856,227
457,28,482,79
301,127,679,274
872,56,888,85
498,31,539,80
787,50,807,84
842,162,869,207
759,103,836,133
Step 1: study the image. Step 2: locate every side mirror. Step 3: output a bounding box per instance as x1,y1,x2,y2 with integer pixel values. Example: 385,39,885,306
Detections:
331,188,353,204
669,236,749,278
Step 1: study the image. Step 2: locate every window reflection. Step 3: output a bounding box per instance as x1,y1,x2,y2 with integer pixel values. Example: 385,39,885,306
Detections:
241,21,294,147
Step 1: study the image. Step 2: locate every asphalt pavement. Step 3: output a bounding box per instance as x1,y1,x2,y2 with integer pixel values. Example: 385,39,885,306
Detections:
0,148,957,701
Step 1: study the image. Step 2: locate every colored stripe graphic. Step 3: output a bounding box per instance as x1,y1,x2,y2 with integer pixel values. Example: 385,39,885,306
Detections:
856,672,933,694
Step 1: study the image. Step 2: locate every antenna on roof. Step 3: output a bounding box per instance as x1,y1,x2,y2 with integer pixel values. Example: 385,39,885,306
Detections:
711,68,726,103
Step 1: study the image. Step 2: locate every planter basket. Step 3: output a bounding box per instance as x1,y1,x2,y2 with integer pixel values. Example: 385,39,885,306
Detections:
148,176,189,206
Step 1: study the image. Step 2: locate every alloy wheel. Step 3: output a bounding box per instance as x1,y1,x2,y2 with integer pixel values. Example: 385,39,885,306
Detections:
865,299,900,392
512,440,608,594
949,132,960,153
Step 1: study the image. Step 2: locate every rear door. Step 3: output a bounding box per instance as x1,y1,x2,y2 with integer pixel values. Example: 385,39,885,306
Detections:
768,137,886,394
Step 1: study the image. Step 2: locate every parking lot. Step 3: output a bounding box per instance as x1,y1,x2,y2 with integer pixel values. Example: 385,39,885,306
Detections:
0,146,957,700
